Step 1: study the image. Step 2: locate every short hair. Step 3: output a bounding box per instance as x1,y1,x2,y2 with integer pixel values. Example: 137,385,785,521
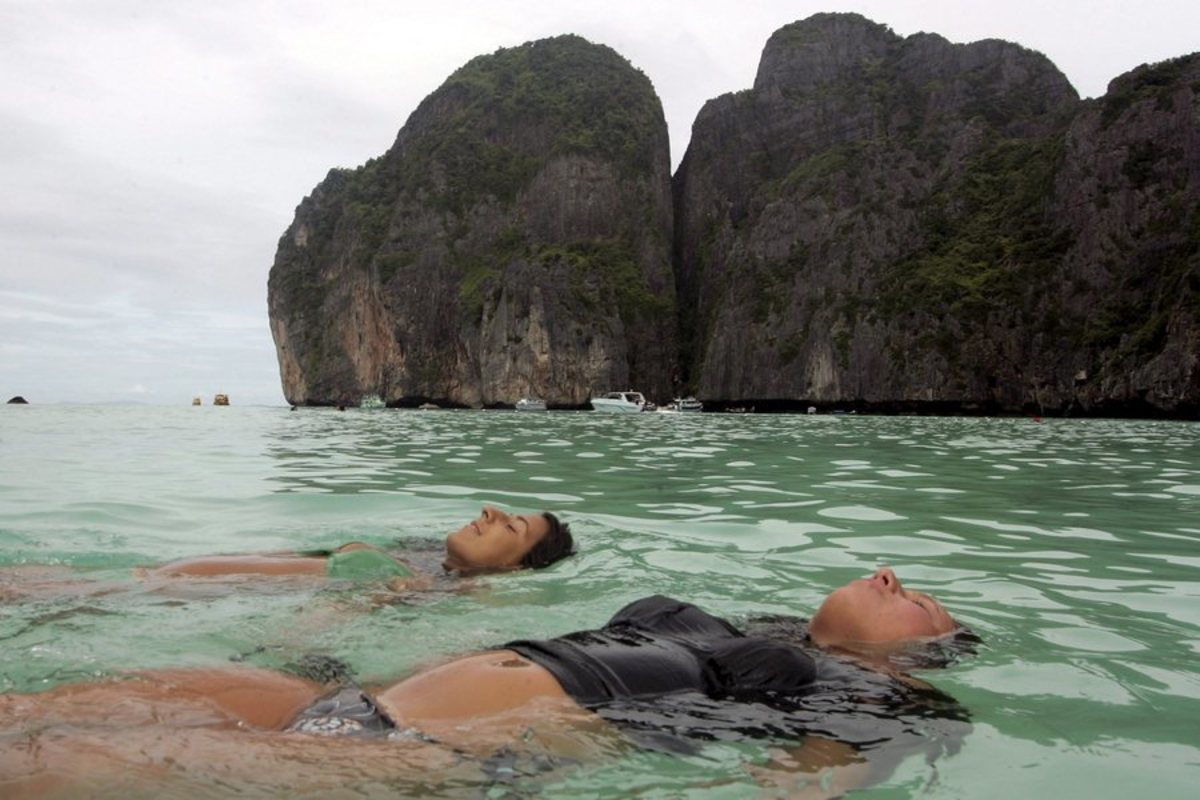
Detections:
520,512,575,569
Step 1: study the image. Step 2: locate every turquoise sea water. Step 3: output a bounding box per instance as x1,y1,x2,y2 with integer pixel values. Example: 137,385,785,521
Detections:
1,405,1198,798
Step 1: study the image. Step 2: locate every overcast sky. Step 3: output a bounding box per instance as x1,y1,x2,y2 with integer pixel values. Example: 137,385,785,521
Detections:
2,1,1196,406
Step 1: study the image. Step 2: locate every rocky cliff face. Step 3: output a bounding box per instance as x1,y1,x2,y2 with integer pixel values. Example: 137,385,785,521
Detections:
675,13,1199,414
1050,59,1200,413
270,18,1200,416
268,36,675,406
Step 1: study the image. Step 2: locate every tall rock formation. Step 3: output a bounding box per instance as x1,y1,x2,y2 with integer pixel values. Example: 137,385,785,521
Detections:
270,17,1199,416
675,13,1199,414
1051,58,1200,413
268,35,675,406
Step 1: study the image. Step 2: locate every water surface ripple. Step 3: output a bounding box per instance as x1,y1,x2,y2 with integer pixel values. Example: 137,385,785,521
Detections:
1,406,1197,798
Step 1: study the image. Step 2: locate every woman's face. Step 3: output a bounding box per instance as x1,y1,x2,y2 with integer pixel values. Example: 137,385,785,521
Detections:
808,567,956,645
443,506,550,573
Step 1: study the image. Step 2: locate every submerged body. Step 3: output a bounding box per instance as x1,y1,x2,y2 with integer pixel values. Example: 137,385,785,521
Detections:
0,506,574,602
0,579,969,797
367,594,969,763
151,505,569,579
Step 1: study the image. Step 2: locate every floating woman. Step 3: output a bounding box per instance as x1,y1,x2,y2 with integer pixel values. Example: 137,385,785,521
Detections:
0,505,575,601
0,568,973,798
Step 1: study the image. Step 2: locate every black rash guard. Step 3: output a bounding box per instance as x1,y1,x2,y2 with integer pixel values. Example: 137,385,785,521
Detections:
504,595,818,705
506,595,971,765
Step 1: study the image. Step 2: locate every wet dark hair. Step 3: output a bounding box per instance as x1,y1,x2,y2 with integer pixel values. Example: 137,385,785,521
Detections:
894,625,983,670
519,512,575,569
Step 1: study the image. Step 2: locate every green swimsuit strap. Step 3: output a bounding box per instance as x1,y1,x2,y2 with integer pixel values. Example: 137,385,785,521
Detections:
325,548,413,580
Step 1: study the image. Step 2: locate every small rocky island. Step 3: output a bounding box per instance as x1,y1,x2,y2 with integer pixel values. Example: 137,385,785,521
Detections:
268,14,1199,416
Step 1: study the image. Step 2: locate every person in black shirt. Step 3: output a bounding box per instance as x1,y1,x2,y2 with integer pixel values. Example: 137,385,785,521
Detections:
0,568,971,798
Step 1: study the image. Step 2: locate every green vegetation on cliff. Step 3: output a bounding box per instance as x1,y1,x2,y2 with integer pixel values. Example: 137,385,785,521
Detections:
881,135,1072,320
396,35,664,214
450,36,662,166
1102,55,1195,126
283,36,670,291
530,238,672,322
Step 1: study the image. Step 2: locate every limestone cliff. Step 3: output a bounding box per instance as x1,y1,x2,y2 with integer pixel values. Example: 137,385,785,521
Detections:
270,18,1200,416
675,13,1199,415
268,35,675,406
1050,58,1200,413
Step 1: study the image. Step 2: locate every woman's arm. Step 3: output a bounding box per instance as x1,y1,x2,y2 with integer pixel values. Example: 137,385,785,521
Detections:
146,542,415,580
146,554,330,577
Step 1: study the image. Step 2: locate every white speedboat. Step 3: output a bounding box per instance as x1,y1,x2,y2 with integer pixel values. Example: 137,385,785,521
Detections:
589,391,649,413
672,396,703,412
515,397,547,412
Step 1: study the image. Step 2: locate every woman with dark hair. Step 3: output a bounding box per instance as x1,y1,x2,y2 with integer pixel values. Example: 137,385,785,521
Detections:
147,505,575,582
0,506,575,602
0,568,972,798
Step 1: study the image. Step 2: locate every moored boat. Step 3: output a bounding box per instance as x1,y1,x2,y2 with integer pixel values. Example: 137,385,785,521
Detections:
672,396,703,412
589,391,649,413
515,397,547,412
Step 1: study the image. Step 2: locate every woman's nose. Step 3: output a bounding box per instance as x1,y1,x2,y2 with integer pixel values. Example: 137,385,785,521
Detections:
482,505,497,522
874,567,902,594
